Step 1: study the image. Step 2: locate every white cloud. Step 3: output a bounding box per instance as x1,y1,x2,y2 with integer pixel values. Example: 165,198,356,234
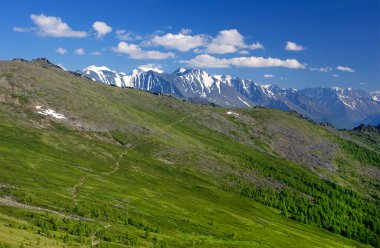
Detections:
264,74,275,78
249,42,264,50
239,50,249,55
13,27,35,32
138,64,164,73
92,21,112,38
332,74,339,77
74,48,85,55
229,56,305,68
91,51,102,56
30,14,87,38
180,54,230,68
150,29,206,52
285,41,305,51
205,29,264,54
205,29,245,54
310,67,332,72
112,42,175,60
55,47,67,55
180,54,305,69
336,66,355,72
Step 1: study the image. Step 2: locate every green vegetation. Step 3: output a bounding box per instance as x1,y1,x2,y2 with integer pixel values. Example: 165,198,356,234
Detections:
0,60,378,247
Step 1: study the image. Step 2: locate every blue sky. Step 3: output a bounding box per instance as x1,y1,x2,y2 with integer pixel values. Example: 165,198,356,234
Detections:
1,0,379,90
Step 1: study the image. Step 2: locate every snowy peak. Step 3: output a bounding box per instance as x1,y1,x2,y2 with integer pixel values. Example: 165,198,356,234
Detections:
172,67,187,75
371,91,380,102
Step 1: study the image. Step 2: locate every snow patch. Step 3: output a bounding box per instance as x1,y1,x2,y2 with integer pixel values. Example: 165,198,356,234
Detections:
226,111,239,117
238,96,251,107
178,68,186,73
36,106,67,119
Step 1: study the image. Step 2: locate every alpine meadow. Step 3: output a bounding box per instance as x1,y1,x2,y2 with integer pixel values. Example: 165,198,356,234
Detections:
0,1,379,248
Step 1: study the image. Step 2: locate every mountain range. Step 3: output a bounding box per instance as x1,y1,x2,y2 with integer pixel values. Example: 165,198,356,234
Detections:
81,65,380,129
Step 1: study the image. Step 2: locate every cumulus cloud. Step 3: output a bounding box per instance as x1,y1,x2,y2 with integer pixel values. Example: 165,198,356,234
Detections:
285,41,305,51
264,74,275,78
310,67,332,72
229,56,305,68
180,54,230,68
30,14,87,38
74,48,85,55
249,42,264,50
336,66,355,72
112,42,175,59
239,50,249,55
180,54,305,69
205,29,264,54
55,47,67,55
138,64,164,73
92,21,112,38
205,29,245,54
150,29,206,52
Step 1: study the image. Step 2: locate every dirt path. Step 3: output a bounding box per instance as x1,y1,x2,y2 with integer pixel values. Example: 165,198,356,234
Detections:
0,196,91,221
71,175,88,206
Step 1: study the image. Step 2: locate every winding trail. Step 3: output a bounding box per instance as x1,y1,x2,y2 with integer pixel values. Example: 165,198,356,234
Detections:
0,196,91,221
71,175,88,206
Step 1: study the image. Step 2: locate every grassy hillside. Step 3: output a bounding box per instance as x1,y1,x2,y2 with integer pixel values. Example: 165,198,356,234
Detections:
0,59,378,247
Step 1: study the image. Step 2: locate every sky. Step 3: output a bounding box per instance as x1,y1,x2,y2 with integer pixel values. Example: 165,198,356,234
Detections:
0,0,379,91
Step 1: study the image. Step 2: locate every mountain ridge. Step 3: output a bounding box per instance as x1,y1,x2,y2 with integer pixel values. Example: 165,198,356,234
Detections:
81,64,380,129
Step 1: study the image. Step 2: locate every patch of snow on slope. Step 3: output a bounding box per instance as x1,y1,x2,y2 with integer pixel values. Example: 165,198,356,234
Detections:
337,94,356,110
201,71,214,89
238,96,251,107
36,106,67,119
226,111,239,117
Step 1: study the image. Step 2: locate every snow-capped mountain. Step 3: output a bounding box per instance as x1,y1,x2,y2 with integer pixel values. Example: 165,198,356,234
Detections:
81,65,380,128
